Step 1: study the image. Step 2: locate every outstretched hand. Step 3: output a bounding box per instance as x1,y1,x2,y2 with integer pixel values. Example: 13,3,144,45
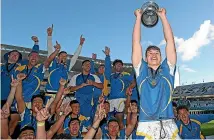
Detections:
10,75,19,87
47,24,53,36
157,8,166,18
102,46,110,56
134,9,142,18
80,35,85,46
35,103,50,122
54,41,61,51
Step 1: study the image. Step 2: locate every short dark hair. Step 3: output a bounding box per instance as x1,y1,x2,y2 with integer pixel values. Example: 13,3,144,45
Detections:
131,100,138,105
145,45,161,57
113,59,123,66
58,51,67,56
69,118,80,126
82,60,90,66
104,100,110,104
99,64,105,68
176,105,189,113
70,100,79,106
19,126,35,135
31,94,44,103
108,117,119,125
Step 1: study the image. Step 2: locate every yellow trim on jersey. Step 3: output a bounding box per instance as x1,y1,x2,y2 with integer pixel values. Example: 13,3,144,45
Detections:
138,78,150,117
48,68,60,88
121,72,130,76
136,131,153,140
79,115,87,121
119,79,125,93
161,76,173,112
15,65,26,71
190,119,201,125
35,63,41,68
172,129,179,140
32,75,41,95
118,99,125,111
179,124,183,136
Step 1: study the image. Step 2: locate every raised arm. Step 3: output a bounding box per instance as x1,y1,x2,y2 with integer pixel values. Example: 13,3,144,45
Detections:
35,107,50,139
126,103,138,137
158,8,176,65
69,35,85,71
1,103,10,139
47,24,54,57
6,76,19,107
49,78,67,115
15,73,27,114
132,9,143,67
103,46,111,80
90,53,97,74
84,102,106,139
47,102,72,139
44,41,61,68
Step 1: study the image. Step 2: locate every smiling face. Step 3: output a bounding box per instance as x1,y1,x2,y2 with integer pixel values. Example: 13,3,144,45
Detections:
114,62,123,73
58,52,67,64
71,103,80,115
146,49,161,67
31,97,43,113
82,61,91,72
28,52,39,67
178,108,190,124
108,121,120,137
19,129,35,139
8,51,20,63
69,120,80,136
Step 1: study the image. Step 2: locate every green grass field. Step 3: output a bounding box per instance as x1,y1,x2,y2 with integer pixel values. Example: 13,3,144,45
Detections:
201,120,214,136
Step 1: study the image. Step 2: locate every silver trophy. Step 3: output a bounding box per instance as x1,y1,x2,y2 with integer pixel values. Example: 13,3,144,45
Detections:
141,1,159,28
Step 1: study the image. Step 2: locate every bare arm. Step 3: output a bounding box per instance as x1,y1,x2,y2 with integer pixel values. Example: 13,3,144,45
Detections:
132,9,143,67
1,103,10,139
6,77,18,107
158,8,176,65
125,104,138,137
47,102,72,138
15,81,26,114
49,79,66,115
47,115,66,139
44,41,61,68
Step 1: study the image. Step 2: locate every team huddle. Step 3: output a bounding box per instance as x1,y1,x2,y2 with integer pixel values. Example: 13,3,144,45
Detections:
1,8,214,139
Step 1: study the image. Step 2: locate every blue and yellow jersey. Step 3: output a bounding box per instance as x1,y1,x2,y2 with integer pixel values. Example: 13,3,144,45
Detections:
1,62,21,100
63,114,90,134
108,72,133,100
176,114,214,139
90,55,111,99
46,58,69,92
15,64,45,102
134,58,176,121
69,73,102,117
20,108,37,131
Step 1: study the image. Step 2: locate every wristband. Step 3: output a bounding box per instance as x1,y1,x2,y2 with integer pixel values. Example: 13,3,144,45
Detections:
37,121,45,126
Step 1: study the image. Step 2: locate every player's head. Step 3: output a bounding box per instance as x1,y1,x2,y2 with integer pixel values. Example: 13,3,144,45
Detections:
98,64,105,74
82,60,91,72
69,118,80,136
177,105,190,124
31,94,44,113
58,51,67,64
107,117,120,138
19,126,35,139
70,100,80,115
145,45,161,67
172,101,178,118
113,59,123,72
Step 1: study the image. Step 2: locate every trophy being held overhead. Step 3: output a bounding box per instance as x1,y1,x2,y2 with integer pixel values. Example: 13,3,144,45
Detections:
141,1,159,28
